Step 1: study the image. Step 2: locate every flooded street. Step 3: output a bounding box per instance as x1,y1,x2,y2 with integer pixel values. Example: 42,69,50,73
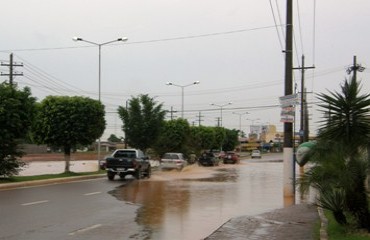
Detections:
110,153,289,240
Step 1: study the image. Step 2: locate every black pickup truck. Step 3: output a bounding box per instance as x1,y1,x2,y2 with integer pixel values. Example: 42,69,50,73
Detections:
105,149,151,180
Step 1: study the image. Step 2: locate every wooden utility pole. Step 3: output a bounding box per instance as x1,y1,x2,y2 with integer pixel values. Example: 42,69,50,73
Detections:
196,111,204,126
168,106,178,120
283,0,295,204
1,53,23,86
347,55,364,81
293,55,315,144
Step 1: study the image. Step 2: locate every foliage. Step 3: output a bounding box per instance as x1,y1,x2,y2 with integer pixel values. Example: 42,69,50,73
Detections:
118,94,166,152
188,126,215,154
325,210,370,240
222,128,239,151
108,134,122,143
212,127,226,150
317,78,370,154
0,83,36,176
298,77,370,231
33,96,105,172
153,118,190,157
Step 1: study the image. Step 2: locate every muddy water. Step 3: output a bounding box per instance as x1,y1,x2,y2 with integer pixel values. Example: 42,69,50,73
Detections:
110,160,285,240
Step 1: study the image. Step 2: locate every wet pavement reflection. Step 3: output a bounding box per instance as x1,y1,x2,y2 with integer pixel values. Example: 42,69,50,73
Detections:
109,158,286,240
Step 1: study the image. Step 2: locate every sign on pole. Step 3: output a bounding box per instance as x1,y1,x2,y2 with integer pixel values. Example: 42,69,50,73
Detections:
279,94,298,123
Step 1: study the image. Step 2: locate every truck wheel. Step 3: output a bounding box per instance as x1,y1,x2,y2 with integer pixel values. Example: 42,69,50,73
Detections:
134,169,141,180
107,171,115,181
146,167,151,178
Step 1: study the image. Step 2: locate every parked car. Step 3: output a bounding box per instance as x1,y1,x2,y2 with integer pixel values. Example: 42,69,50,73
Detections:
198,151,220,166
251,149,262,159
212,150,225,159
160,153,187,171
223,151,240,164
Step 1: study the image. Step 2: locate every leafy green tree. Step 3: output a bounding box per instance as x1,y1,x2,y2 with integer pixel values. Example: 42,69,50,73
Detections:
153,118,190,157
108,134,122,143
33,96,105,172
222,129,239,151
0,83,36,176
299,77,370,230
188,126,215,154
118,94,165,152
213,127,226,150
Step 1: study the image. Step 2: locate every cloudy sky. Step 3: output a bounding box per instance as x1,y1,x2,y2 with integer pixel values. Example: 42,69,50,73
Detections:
1,0,370,140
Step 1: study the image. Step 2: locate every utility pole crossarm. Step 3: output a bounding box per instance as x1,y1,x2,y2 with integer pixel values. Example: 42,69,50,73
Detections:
293,55,315,144
1,53,23,86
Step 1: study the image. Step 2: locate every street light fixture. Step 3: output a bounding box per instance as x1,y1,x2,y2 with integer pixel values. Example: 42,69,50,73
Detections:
210,102,232,127
73,36,128,168
232,112,249,135
166,81,200,118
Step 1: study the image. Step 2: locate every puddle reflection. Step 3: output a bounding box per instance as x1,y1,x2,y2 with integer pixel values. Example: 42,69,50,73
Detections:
109,162,285,240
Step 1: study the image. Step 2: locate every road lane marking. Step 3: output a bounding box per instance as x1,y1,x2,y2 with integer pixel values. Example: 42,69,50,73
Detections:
21,200,49,206
83,191,101,196
69,224,102,236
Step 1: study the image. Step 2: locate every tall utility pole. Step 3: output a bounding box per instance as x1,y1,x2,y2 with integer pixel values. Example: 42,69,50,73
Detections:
215,117,221,127
283,0,295,204
196,111,204,126
293,55,315,144
347,55,365,81
1,53,23,86
168,106,178,120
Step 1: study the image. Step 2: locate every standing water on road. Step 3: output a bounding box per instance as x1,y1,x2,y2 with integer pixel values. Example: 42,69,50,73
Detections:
109,157,286,240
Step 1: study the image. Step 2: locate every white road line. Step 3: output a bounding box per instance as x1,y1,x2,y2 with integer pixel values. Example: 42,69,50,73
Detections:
21,200,49,206
68,224,102,236
83,191,101,196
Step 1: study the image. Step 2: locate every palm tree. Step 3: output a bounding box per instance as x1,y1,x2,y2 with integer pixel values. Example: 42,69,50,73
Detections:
299,77,370,230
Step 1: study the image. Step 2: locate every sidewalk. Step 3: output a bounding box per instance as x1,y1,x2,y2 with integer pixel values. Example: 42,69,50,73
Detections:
205,203,319,240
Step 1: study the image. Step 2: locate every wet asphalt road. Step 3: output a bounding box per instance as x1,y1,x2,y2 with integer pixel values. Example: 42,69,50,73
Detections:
0,153,288,240
0,178,143,240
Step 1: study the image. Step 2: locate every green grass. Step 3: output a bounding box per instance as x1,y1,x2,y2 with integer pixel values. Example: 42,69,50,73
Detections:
0,170,105,183
324,210,370,240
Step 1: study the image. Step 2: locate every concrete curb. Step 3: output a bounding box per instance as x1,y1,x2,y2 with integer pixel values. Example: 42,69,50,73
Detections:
0,174,105,191
318,207,328,240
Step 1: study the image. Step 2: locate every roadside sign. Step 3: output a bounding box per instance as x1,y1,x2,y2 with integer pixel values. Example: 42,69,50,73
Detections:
279,94,299,107
280,115,294,123
280,106,295,116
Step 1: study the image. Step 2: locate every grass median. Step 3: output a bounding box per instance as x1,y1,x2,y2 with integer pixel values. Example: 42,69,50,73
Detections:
323,210,370,240
0,170,106,184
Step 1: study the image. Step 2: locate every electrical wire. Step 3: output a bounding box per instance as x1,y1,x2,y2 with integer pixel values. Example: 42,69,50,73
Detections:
0,25,282,53
296,0,305,54
274,0,285,40
269,0,284,51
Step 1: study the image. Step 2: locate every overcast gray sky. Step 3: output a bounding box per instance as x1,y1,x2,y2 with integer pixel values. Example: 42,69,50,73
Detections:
1,0,370,140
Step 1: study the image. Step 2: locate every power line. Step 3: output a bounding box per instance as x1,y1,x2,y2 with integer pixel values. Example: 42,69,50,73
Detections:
296,0,305,54
0,25,282,53
269,0,284,50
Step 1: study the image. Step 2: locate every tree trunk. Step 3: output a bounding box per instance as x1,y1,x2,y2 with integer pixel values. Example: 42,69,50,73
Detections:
64,146,71,173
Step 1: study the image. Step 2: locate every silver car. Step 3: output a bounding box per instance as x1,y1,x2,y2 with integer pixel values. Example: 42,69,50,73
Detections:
251,150,262,159
160,153,186,170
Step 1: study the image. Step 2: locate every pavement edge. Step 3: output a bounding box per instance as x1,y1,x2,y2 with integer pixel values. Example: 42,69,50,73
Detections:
0,174,105,191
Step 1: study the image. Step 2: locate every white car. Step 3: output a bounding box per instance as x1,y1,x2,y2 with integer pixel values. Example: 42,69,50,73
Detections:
251,150,262,159
160,153,187,170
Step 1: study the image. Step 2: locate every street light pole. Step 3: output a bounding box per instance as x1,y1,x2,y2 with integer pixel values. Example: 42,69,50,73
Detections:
232,112,249,135
210,102,232,127
166,81,200,118
73,36,128,168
